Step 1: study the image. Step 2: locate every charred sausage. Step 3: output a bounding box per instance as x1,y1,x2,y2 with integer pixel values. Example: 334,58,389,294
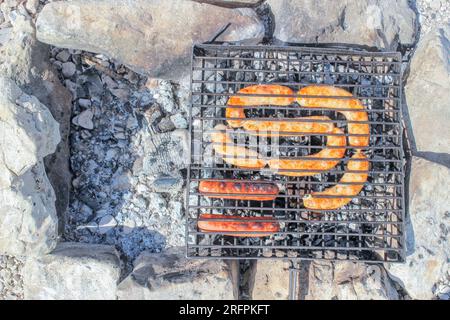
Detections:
198,214,280,237
199,180,279,201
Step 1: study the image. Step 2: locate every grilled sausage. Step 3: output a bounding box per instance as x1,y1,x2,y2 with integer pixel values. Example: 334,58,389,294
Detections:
198,214,280,237
199,180,279,201
226,85,294,128
211,124,266,169
303,151,369,210
242,115,336,137
268,127,347,176
297,86,370,147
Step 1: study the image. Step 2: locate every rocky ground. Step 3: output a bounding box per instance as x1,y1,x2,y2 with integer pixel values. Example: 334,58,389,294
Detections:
0,0,449,300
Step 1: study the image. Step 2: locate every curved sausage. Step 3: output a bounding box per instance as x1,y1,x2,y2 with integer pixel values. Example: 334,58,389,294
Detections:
199,180,279,201
297,86,370,147
211,124,266,169
242,115,336,137
226,85,294,128
198,214,280,237
303,151,369,210
268,127,347,176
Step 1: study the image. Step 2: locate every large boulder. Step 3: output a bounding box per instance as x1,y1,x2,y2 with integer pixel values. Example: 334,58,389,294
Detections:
0,77,60,257
385,157,450,300
0,8,72,229
36,0,265,80
405,26,450,154
117,248,237,299
306,261,400,300
268,0,417,49
23,243,121,300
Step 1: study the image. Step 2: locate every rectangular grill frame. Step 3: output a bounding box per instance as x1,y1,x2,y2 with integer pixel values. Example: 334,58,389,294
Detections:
186,44,406,263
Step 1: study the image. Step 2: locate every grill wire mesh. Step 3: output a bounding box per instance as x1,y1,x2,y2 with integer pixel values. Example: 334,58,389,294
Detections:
186,44,406,263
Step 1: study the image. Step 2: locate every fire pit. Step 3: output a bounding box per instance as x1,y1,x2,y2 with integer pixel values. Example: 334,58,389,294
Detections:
186,44,405,295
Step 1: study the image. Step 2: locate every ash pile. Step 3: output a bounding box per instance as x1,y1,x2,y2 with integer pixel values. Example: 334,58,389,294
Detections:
59,49,190,266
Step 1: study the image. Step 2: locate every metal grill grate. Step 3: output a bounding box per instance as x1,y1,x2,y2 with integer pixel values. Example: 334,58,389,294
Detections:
186,44,406,263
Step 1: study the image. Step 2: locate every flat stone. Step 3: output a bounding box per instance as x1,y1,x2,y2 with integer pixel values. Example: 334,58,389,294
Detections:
307,260,400,300
268,0,417,49
55,50,71,62
385,157,450,299
72,109,94,130
405,26,450,154
117,247,236,299
23,243,121,300
248,260,291,300
36,0,264,81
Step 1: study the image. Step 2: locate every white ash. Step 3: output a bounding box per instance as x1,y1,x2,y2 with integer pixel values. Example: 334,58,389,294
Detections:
62,50,189,267
416,0,450,36
0,255,24,300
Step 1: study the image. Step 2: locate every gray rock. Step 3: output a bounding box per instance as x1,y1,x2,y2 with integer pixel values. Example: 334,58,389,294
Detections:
117,247,236,299
62,61,76,78
268,0,417,49
405,26,450,154
0,9,73,231
0,77,60,257
55,50,71,62
385,157,450,300
151,174,183,193
23,243,121,300
307,260,400,300
36,0,264,80
72,109,94,130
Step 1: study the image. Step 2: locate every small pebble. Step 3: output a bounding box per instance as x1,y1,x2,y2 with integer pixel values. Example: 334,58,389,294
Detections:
55,50,71,62
72,109,94,130
78,98,92,108
62,62,76,78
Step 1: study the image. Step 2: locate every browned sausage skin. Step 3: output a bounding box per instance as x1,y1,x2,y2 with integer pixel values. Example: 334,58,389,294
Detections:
198,214,280,237
303,150,369,210
268,127,347,176
226,84,295,128
297,86,370,148
199,180,279,201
